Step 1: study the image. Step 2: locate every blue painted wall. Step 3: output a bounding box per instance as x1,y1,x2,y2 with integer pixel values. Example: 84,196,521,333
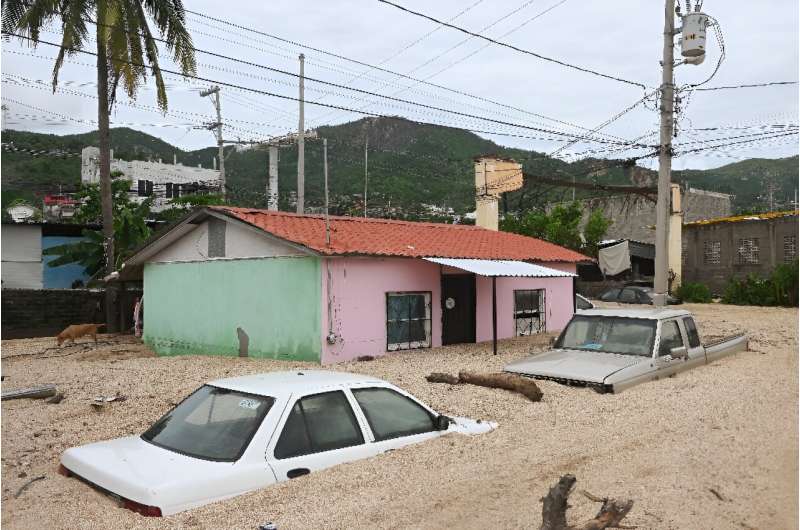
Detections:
42,236,91,288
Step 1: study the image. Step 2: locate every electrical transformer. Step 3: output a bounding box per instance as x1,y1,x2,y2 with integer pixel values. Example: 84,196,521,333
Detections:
681,12,708,58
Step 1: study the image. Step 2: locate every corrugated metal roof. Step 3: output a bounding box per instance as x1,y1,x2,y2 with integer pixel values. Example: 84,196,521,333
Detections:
684,210,798,227
423,257,576,277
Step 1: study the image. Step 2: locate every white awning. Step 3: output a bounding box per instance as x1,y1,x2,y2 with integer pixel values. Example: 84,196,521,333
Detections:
423,257,576,278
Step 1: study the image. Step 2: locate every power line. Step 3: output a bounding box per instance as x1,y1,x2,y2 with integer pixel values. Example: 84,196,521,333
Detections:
692,81,799,91
59,19,649,147
181,9,631,142
2,32,653,150
375,0,648,88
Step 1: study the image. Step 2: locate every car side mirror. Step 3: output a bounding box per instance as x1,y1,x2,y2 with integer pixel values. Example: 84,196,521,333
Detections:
436,415,451,431
670,346,688,359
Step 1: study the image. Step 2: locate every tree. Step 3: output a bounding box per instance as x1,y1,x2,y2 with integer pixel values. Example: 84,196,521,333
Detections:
3,0,196,330
500,201,610,257
44,190,153,278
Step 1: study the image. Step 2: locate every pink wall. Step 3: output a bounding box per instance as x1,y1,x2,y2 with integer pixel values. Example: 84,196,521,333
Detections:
320,257,576,364
321,257,442,364
475,275,575,343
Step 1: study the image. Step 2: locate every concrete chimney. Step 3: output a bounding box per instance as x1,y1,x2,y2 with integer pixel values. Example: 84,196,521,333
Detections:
474,157,523,231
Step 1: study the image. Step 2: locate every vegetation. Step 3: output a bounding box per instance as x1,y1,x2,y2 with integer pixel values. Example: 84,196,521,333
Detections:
500,202,611,257
721,262,799,307
3,0,197,327
4,120,795,219
43,183,153,278
675,282,713,303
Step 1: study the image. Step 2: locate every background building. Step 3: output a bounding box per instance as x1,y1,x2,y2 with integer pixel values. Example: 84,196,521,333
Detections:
81,146,220,212
682,210,798,293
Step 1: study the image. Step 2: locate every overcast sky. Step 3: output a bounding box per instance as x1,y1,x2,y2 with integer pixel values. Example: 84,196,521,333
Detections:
1,0,797,170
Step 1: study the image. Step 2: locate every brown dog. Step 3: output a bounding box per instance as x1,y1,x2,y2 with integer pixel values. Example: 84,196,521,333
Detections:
56,324,106,346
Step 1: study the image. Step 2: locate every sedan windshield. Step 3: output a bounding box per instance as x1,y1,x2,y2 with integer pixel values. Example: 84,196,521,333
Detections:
556,316,656,357
142,385,274,462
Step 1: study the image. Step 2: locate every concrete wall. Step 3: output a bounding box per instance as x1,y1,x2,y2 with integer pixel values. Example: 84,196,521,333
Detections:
1,288,105,339
1,224,43,289
321,257,442,364
682,215,799,293
564,188,733,244
143,257,322,361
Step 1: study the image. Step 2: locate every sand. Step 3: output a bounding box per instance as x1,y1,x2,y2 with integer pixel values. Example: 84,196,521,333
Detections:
1,303,797,529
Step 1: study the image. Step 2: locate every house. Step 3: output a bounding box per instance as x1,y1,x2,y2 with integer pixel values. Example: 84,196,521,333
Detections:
682,210,798,293
119,207,589,364
1,222,94,289
81,147,220,212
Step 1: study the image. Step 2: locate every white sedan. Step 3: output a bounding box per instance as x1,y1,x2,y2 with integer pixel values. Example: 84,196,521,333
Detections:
59,370,495,516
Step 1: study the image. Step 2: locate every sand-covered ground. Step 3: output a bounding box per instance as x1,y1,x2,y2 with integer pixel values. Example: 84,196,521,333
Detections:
1,303,797,529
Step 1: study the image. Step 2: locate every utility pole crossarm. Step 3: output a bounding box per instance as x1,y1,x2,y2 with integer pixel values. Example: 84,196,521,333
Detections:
200,85,225,200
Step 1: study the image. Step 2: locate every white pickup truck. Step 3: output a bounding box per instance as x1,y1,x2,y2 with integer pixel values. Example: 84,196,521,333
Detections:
504,308,748,394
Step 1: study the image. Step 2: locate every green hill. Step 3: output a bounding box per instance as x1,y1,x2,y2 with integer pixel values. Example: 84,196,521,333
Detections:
2,119,797,216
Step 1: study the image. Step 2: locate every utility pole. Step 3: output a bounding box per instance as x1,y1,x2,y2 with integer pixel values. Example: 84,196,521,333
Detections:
200,86,225,200
323,138,330,245
268,145,279,210
364,135,369,217
297,54,306,214
653,0,676,307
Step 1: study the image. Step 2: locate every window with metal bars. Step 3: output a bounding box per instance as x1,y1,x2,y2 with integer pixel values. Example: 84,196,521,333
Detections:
681,240,688,266
703,240,721,265
784,235,797,263
514,289,546,336
736,238,760,265
386,292,431,351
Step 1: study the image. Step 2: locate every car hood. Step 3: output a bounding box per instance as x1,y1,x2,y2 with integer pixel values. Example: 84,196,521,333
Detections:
504,349,645,384
447,416,497,435
61,436,264,515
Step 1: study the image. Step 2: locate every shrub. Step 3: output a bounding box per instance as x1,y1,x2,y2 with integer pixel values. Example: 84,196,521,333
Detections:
675,282,712,303
722,262,798,307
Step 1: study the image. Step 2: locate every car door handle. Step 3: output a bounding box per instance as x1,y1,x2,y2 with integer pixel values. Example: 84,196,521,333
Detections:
287,468,310,479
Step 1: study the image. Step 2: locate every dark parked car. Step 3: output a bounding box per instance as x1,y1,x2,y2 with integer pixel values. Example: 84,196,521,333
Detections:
598,286,681,305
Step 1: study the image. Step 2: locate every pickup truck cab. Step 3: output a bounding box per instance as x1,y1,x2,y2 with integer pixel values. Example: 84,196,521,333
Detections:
504,308,747,393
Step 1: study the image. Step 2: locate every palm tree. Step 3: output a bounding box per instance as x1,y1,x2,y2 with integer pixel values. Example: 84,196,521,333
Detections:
2,0,196,330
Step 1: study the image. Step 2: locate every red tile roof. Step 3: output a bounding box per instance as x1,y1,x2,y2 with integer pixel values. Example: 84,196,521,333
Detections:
212,207,589,263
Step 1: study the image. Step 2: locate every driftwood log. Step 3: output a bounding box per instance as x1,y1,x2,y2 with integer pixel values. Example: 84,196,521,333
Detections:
540,475,635,530
425,371,542,402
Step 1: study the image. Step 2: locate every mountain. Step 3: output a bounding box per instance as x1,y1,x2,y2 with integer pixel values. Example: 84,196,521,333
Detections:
2,119,797,216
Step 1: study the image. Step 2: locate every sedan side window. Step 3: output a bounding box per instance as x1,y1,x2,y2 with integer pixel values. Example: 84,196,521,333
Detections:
619,288,638,303
352,388,436,442
659,321,684,356
274,391,364,459
599,289,620,302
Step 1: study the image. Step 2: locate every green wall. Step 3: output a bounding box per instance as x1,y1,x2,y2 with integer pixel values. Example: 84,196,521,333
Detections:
143,257,321,361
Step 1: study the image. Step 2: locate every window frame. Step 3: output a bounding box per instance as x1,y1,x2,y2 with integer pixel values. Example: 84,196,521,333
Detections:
682,316,701,348
513,289,546,336
703,240,721,265
385,291,432,352
736,238,760,265
351,387,438,442
784,235,797,263
273,390,365,460
658,320,685,357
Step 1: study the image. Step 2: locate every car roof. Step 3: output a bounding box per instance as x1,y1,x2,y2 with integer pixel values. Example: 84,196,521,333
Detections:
578,308,691,320
208,370,387,398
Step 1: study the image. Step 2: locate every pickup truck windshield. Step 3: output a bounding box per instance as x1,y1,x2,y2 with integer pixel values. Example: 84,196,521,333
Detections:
142,385,274,462
556,316,656,357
